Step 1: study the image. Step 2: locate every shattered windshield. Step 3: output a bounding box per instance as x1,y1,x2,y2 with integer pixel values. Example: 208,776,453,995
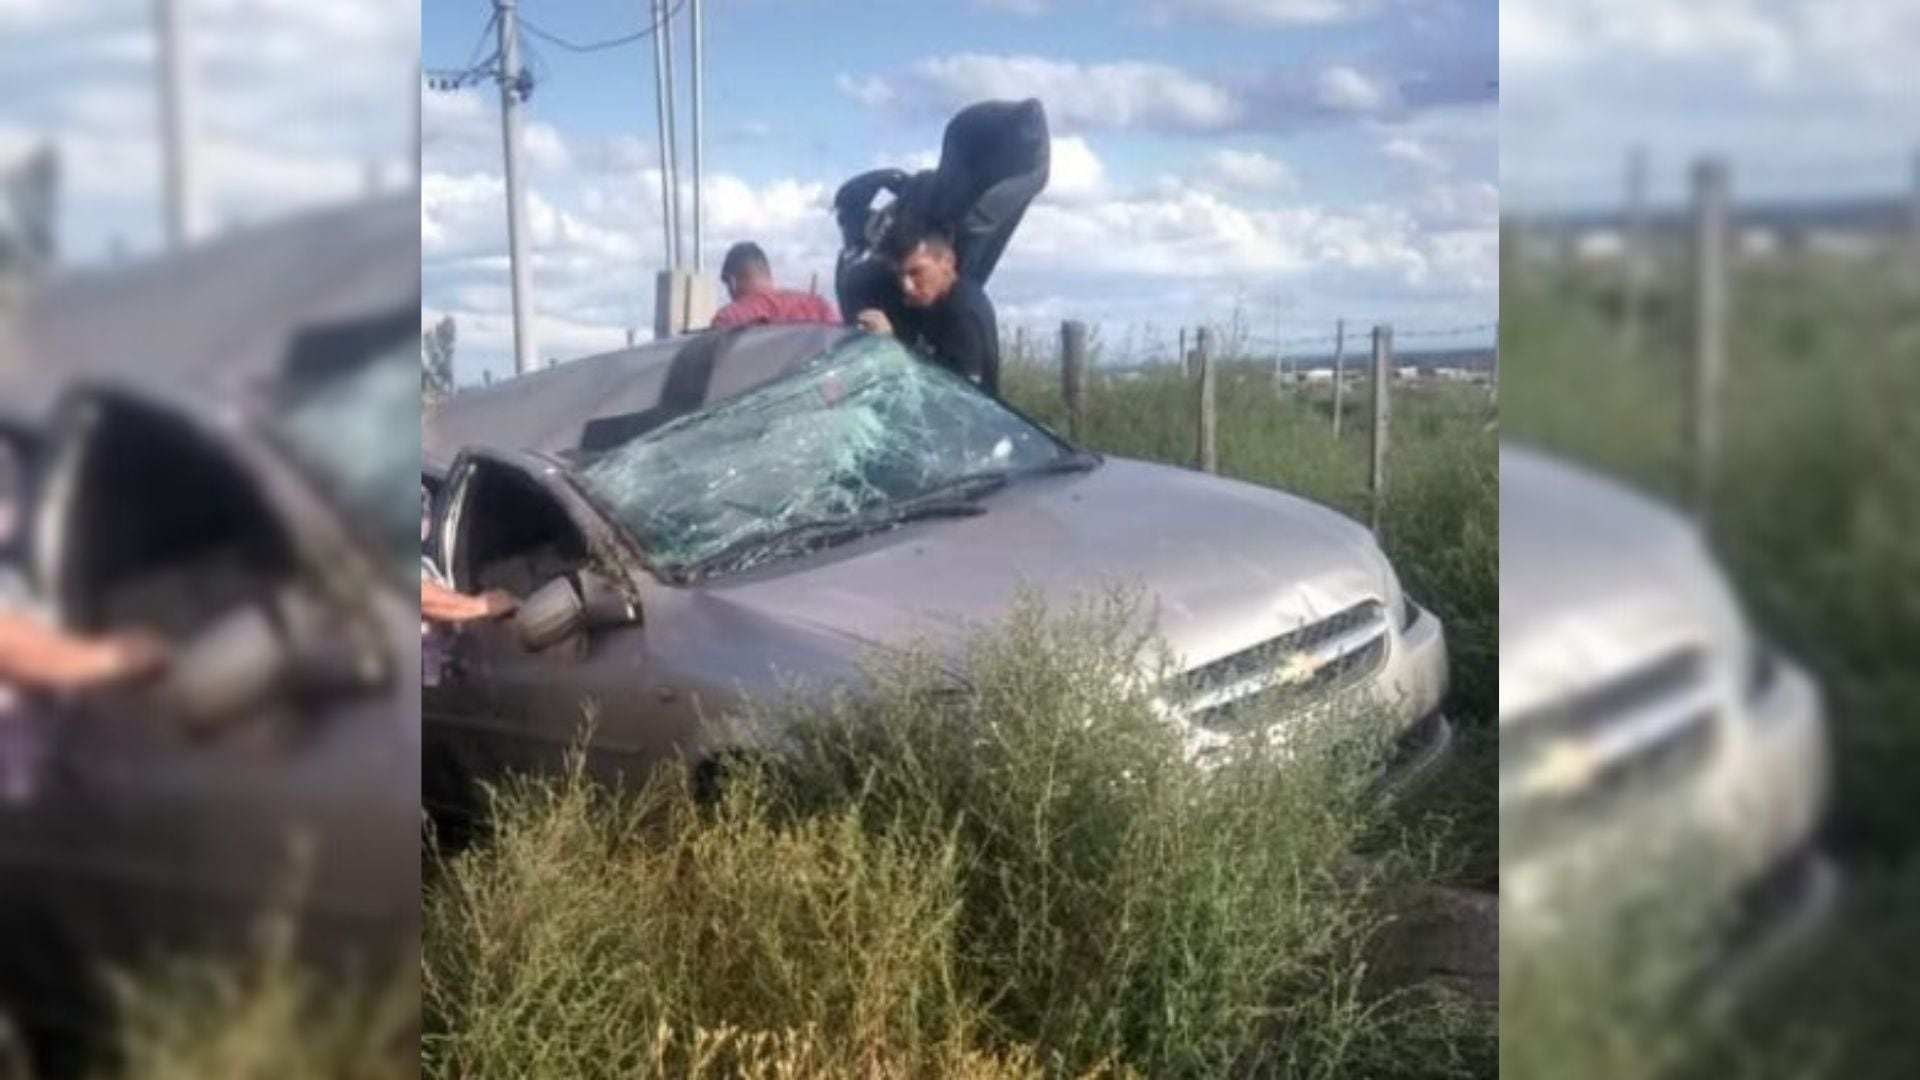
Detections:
574,335,1073,578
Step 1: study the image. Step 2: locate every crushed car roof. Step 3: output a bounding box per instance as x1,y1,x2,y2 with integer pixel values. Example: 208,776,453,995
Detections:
423,322,857,471
0,192,418,423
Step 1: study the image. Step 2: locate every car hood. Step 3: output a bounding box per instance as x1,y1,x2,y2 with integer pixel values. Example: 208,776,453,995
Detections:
695,457,1395,672
1499,444,1750,721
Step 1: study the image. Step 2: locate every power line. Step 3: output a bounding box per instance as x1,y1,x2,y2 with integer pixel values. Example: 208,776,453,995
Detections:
519,0,687,54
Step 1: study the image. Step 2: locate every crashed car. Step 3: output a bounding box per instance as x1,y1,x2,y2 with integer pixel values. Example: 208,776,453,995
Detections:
421,323,1452,818
1499,444,1835,987
0,194,420,1072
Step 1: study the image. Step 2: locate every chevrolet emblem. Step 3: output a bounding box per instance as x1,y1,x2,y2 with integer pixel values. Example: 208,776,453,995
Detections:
1520,740,1600,800
1273,650,1323,688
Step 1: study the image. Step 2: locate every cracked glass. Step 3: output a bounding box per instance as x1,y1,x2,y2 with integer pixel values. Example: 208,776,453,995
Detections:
573,335,1070,578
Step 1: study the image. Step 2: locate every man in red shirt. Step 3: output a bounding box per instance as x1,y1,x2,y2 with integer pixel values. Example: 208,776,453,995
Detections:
710,242,839,329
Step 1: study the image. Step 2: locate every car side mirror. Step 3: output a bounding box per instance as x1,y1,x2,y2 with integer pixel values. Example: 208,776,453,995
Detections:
515,568,636,652
161,590,386,735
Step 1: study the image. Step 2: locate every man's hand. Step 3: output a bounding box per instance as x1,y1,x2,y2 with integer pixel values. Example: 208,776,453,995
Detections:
99,630,168,683
422,578,520,625
856,309,893,336
0,613,167,691
478,589,519,619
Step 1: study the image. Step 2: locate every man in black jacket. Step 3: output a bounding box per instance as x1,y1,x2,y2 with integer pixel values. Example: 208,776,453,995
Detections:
854,220,1001,397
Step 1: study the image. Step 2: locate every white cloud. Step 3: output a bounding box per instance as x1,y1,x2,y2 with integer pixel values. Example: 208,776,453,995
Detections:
1417,180,1499,229
1145,0,1386,25
1502,0,1919,96
974,0,1049,14
834,73,896,108
1382,136,1449,172
841,49,1478,134
1206,148,1296,192
424,164,844,379
874,54,1241,133
426,153,1496,380
1044,136,1109,202
4,0,415,261
1315,66,1397,112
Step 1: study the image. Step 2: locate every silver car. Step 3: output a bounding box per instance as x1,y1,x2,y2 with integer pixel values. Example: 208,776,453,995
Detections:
1499,444,1835,985
421,325,1451,814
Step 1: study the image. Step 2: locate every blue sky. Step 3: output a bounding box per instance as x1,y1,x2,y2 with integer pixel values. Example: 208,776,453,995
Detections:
7,2,1909,386
0,1,415,263
422,0,1501,383
1501,0,1920,210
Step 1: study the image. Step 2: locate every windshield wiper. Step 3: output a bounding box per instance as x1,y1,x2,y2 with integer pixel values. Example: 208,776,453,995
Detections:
682,493,987,581
1022,450,1102,475
677,461,1089,582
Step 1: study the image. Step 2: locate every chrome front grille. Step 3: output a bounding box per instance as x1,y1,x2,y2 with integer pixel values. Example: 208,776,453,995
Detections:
1171,599,1390,731
1501,646,1720,837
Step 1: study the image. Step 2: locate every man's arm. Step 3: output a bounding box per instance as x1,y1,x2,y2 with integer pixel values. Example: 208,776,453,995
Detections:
421,579,517,624
0,611,164,691
946,285,1001,395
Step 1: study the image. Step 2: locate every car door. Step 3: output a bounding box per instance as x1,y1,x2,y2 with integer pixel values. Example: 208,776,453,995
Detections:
424,449,688,815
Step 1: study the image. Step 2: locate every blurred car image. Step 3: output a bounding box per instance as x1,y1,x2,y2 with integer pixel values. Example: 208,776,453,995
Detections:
1499,443,1835,988
0,194,419,1074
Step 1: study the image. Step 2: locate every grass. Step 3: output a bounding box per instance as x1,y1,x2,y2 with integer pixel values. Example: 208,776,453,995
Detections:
423,595,1492,1079
96,932,418,1080
1499,247,1920,1077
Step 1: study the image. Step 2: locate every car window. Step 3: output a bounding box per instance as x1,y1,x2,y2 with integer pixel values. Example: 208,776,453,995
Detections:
573,334,1067,576
275,340,421,581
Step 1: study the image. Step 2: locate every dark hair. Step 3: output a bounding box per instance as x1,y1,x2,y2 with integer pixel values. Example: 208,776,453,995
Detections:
720,241,769,281
879,217,954,263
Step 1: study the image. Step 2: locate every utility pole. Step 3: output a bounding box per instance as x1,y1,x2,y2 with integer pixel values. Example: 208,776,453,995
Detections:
662,0,684,266
650,0,680,267
690,0,706,272
410,61,422,185
154,0,201,249
496,0,537,376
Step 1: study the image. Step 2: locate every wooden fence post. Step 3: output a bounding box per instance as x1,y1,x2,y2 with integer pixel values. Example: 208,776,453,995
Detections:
1623,145,1649,357
1690,157,1730,524
1331,318,1346,439
1369,325,1392,537
1488,322,1500,410
1061,320,1088,442
1908,147,1920,278
1195,327,1217,473
1179,326,1189,376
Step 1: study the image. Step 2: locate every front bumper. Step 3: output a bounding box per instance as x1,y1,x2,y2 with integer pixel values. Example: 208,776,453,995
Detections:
1376,710,1454,803
1705,844,1839,1009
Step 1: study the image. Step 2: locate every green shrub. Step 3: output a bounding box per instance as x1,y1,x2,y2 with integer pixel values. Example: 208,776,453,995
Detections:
424,597,1487,1079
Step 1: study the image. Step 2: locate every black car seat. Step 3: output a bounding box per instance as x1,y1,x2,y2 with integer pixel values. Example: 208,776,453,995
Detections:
833,99,1051,320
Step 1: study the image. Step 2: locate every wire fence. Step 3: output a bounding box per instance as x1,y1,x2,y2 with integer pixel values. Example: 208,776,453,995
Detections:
1504,148,1918,220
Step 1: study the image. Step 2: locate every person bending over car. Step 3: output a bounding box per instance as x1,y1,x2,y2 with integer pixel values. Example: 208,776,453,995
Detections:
710,242,839,329
855,221,1001,397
